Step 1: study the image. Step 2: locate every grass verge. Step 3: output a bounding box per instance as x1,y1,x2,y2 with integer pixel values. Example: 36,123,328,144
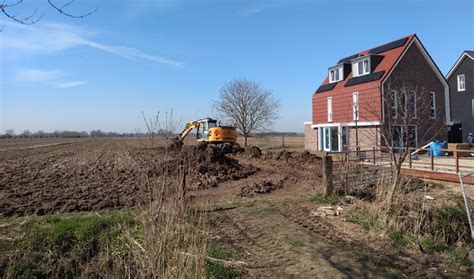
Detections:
1,212,136,278
206,242,241,278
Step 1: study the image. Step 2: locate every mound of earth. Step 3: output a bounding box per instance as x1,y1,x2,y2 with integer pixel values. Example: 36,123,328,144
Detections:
244,146,262,158
237,177,288,197
181,143,258,188
264,150,322,165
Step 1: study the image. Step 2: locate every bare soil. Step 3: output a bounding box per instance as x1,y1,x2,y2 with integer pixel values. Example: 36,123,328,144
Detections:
0,139,470,277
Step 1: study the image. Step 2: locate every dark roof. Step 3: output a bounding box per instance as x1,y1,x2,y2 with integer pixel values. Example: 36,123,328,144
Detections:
465,50,474,58
446,50,474,79
314,35,415,94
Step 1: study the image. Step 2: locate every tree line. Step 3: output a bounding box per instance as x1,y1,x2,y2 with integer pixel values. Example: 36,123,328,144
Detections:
0,129,142,139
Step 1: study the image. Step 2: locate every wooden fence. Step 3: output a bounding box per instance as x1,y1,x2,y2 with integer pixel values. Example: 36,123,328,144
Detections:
323,145,474,186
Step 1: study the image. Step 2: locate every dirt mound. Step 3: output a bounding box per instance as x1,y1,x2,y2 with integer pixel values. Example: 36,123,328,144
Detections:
244,146,262,158
237,177,288,197
181,143,258,188
264,150,322,165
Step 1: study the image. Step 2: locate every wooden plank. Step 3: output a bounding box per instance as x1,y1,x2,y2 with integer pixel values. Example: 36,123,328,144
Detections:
401,169,474,184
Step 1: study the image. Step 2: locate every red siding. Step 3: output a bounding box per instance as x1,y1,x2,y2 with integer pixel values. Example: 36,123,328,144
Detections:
312,83,382,124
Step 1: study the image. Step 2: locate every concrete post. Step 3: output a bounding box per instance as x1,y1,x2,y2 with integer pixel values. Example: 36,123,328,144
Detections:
322,155,333,196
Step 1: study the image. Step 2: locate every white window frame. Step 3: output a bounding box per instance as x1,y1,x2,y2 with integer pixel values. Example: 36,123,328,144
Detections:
391,90,398,119
430,92,436,119
329,66,343,83
352,92,359,121
327,97,333,122
457,74,465,91
411,91,417,119
352,58,370,77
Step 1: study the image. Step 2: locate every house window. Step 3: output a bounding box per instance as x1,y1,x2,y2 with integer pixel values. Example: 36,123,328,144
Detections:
410,91,417,119
400,91,407,118
457,74,465,91
352,92,359,121
352,58,370,77
327,97,333,122
329,67,343,83
430,92,436,119
390,90,397,119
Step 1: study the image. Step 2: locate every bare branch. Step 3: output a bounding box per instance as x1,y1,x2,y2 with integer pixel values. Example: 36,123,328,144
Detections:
0,1,43,25
48,0,97,18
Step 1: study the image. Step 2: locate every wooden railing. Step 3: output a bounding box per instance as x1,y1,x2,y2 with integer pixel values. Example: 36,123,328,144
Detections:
328,145,474,174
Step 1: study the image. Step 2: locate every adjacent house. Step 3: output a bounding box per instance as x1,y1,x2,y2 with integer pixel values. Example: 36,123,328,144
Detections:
446,51,474,143
305,34,450,152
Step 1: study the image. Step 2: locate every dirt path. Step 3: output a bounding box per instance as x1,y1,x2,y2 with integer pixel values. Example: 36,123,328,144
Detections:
210,202,402,278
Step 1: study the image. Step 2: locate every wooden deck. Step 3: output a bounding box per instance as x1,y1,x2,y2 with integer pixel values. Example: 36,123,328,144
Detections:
401,168,474,185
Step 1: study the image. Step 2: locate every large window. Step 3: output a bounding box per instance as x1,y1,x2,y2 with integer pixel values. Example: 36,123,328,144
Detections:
352,58,370,77
390,90,398,119
457,74,465,91
352,92,359,120
329,67,343,83
327,97,333,122
400,91,407,118
430,92,436,119
410,91,417,119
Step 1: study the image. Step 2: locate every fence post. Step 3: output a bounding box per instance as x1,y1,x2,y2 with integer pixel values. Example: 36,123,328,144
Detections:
373,147,376,164
455,150,459,173
282,136,285,148
409,148,412,169
430,151,434,171
322,155,333,196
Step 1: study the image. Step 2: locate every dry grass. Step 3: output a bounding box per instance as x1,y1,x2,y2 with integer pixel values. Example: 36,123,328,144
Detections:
345,175,473,268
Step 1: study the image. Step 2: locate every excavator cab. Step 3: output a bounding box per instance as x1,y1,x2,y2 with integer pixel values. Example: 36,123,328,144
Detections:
177,118,237,144
196,119,216,140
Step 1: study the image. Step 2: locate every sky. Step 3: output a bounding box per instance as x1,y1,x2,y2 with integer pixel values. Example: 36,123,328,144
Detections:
1,0,473,134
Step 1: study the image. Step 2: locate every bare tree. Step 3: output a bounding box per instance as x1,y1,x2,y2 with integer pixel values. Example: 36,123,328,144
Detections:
20,129,31,138
0,0,97,26
213,79,281,147
5,129,15,137
142,109,181,149
361,80,446,208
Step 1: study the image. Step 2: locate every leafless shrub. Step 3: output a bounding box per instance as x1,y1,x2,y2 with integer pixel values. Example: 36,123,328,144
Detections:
100,153,208,277
141,109,181,150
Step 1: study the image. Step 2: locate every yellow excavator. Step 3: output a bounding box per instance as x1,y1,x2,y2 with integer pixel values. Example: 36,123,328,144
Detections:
176,118,237,144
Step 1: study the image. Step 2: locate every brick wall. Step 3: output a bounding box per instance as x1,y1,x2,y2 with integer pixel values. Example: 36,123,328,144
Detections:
383,42,448,145
304,123,318,151
348,126,380,148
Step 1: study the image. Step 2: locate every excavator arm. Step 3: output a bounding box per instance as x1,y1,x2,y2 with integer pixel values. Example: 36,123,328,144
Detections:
178,121,198,142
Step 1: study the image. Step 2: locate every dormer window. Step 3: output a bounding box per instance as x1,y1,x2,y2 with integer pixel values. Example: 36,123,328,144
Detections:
352,57,370,77
329,66,343,83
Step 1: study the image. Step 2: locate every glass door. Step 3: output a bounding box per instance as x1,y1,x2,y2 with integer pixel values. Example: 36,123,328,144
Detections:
323,127,330,151
330,127,339,151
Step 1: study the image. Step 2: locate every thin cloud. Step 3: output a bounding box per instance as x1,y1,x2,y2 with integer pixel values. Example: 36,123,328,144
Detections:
1,21,183,68
15,69,63,83
238,3,281,16
54,81,88,89
14,68,87,89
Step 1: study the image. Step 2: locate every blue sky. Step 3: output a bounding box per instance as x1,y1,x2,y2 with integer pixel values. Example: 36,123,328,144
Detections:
1,0,473,133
